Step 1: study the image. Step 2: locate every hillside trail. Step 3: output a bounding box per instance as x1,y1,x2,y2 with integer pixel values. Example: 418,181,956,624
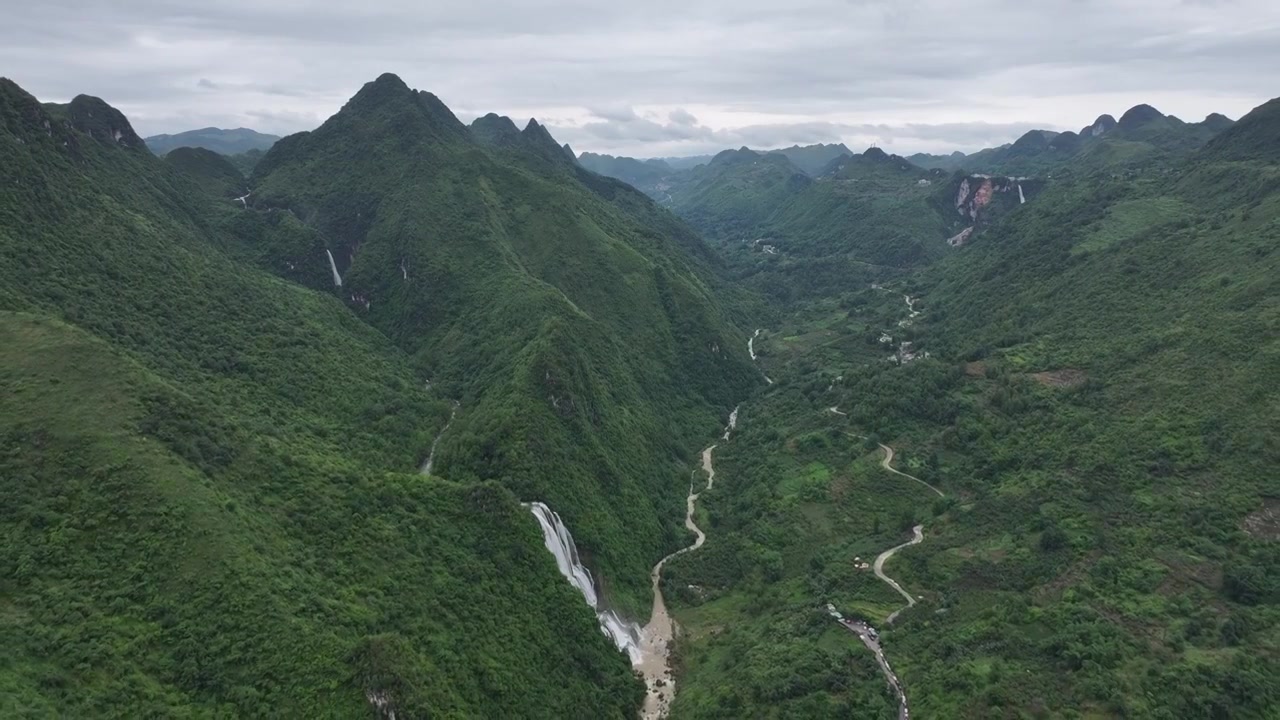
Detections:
827,415,948,720
876,525,925,623
836,427,942,619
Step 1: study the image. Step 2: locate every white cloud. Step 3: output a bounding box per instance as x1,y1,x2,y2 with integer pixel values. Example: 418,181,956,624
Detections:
2,0,1277,154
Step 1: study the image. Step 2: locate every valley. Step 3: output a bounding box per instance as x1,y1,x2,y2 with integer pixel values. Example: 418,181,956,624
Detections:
1,67,1277,720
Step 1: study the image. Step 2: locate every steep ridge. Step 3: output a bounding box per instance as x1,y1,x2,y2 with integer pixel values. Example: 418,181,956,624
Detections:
910,103,1234,177
0,77,644,717
241,73,759,612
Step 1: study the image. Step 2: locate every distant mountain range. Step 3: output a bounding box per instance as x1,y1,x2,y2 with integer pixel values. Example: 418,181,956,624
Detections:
907,104,1234,175
143,126,280,156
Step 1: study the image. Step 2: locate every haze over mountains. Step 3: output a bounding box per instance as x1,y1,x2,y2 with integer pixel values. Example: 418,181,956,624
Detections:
3,62,1278,720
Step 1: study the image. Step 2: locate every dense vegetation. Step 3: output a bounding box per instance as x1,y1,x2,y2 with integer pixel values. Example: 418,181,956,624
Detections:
4,66,1276,720
908,103,1233,177
144,126,280,156
655,98,1278,718
2,74,759,717
242,74,759,612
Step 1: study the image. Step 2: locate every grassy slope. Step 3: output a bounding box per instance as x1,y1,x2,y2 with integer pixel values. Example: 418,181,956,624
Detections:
0,77,642,718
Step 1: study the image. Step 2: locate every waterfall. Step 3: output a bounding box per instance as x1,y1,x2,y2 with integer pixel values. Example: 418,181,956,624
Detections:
722,405,739,440
419,405,457,476
748,329,761,360
325,249,344,287
527,502,644,664
1018,183,1026,204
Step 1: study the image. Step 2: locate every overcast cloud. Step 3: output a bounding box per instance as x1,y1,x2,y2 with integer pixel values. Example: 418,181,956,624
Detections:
3,0,1278,156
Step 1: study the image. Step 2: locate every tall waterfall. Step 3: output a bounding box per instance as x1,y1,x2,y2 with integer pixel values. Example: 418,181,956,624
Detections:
1018,183,1026,204
527,502,644,664
325,249,344,287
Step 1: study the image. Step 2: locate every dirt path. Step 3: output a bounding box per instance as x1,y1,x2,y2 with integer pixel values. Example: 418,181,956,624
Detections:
875,525,924,623
824,420,947,719
638,444,718,719
877,443,944,498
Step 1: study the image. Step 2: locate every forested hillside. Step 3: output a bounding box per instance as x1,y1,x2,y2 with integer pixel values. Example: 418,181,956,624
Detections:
0,73,758,718
656,96,1279,719
242,74,759,611
908,104,1233,177
144,126,280,156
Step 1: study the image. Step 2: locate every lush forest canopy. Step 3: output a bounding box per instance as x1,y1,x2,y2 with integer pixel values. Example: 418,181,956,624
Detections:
2,70,1277,720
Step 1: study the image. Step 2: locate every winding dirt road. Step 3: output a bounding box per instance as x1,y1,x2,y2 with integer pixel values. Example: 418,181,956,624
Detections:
876,524,924,624
876,443,944,498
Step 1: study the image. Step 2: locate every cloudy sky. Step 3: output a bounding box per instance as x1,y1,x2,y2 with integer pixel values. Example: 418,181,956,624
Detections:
4,0,1278,157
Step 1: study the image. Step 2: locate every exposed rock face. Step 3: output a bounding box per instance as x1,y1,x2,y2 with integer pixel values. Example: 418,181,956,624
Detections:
1082,114,1118,137
946,226,975,247
955,175,1002,220
955,178,971,214
66,95,145,149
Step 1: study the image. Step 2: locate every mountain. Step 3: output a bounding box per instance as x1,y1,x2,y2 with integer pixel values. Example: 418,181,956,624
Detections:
909,104,1235,177
907,149,966,171
661,154,714,170
658,94,1280,720
243,72,759,607
578,151,675,193
0,73,760,717
578,143,854,200
1198,98,1280,163
163,145,248,198
144,126,280,156
766,142,853,176
664,147,812,241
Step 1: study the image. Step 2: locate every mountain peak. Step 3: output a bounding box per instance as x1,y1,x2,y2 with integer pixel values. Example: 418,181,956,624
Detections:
709,147,761,166
863,146,890,160
327,74,467,144
517,117,576,166
1118,104,1165,129
1200,112,1235,132
64,94,145,150
347,73,416,112
470,113,522,147
1199,97,1280,163
1082,113,1118,137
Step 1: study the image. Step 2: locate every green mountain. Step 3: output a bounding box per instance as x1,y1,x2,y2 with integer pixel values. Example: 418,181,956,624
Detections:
657,96,1280,719
578,152,675,193
1199,98,1280,163
0,73,760,718
578,142,854,202
910,104,1234,178
163,146,249,199
766,142,853,176
241,73,760,608
664,147,812,240
145,126,280,156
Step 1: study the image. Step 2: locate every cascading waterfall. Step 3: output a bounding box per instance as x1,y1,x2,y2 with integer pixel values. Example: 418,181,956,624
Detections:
1018,183,1026,204
325,249,344,287
748,328,760,360
527,502,644,664
722,405,739,440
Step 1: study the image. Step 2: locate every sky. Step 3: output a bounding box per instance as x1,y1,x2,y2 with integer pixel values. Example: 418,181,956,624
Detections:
3,0,1279,158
